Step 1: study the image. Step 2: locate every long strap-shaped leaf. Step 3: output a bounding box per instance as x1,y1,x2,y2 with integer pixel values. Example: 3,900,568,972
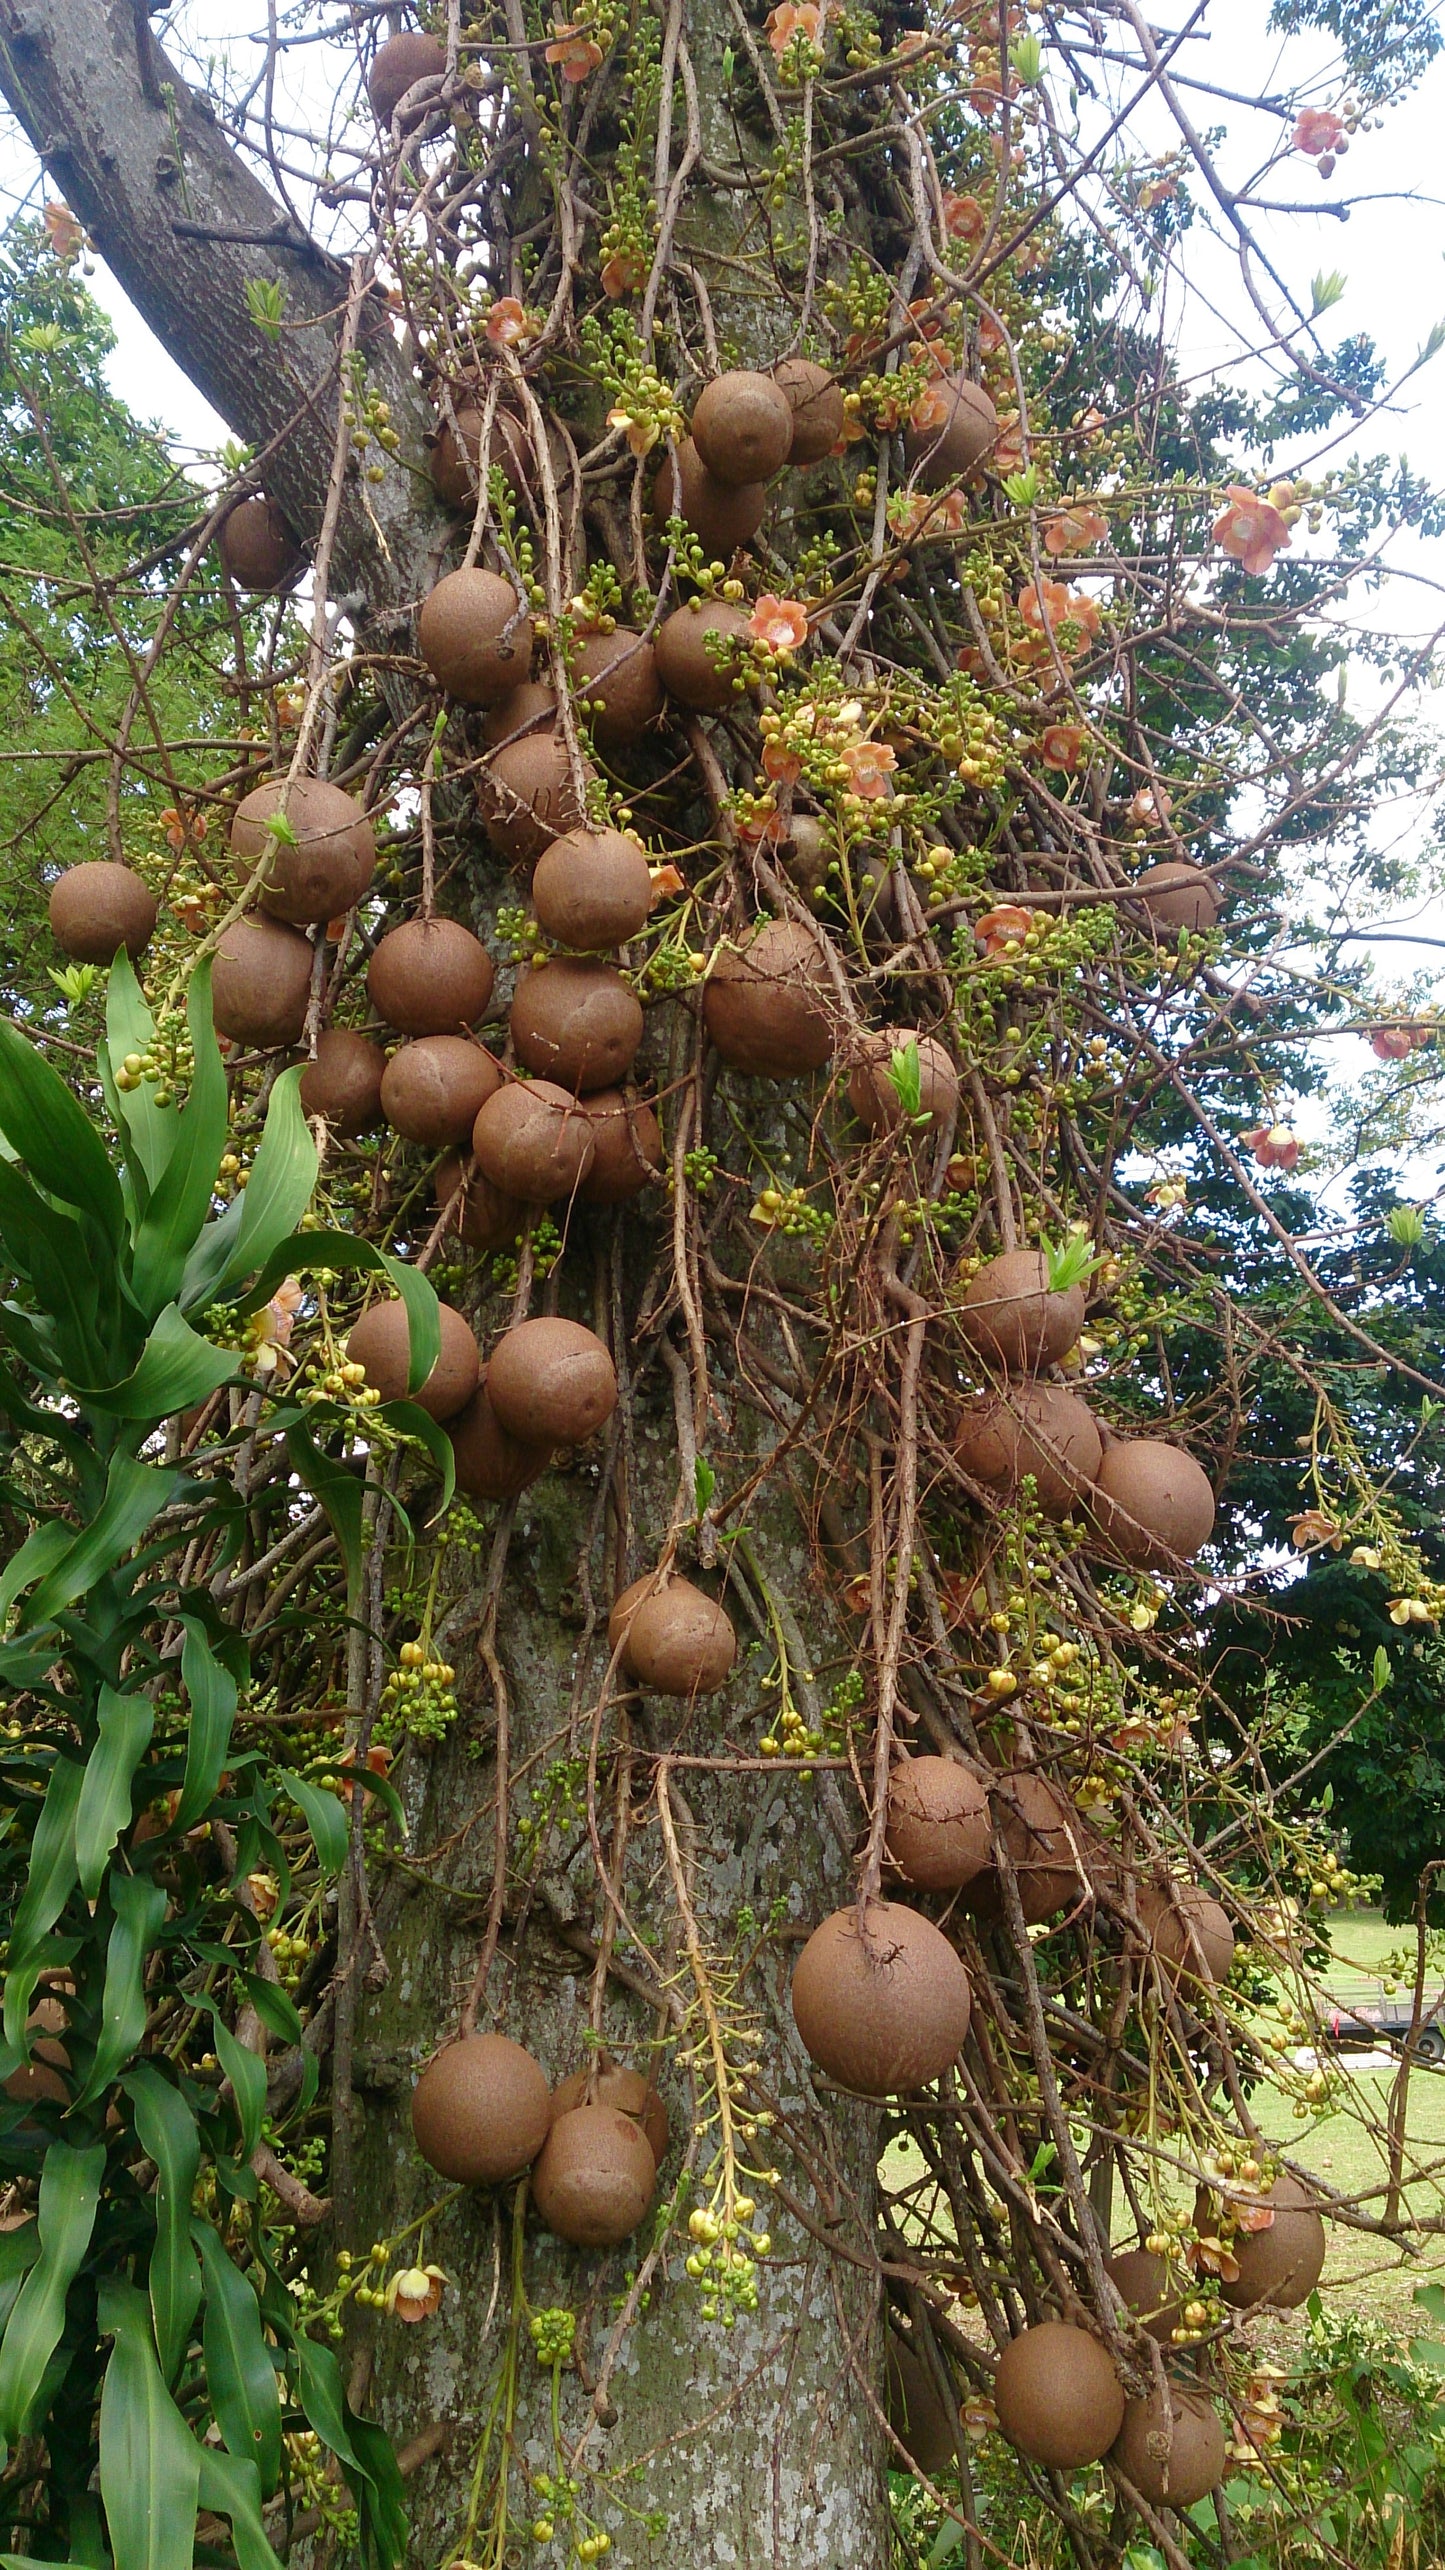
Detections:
78,1877,167,2107
0,1754,84,2065
97,2282,199,2570
22,1449,179,1632
125,2070,201,2384
0,1015,124,1249
174,1617,238,1830
76,1687,154,1901
0,2141,105,2451
70,1304,236,1421
294,2335,407,2570
196,2447,285,2570
194,2223,282,2497
127,963,227,1321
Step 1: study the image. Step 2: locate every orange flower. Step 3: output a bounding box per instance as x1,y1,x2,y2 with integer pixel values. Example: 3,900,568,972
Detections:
1017,580,1100,657
940,191,986,243
736,804,786,849
545,22,604,80
1242,1124,1300,1171
159,804,207,852
765,1,824,58
976,313,1008,358
837,739,896,800
1293,107,1346,159
600,247,649,298
1042,502,1108,558
1127,784,1171,829
975,902,1033,955
889,489,966,543
1289,1509,1344,1552
761,738,803,784
384,2264,447,2323
647,861,686,904
748,595,810,653
1370,1022,1427,1061
485,296,537,348
43,202,83,263
991,414,1025,475
1039,722,1086,772
1213,484,1292,578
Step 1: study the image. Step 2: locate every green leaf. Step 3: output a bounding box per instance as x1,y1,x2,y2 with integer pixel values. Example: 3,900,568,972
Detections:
0,1015,124,1250
287,1774,349,1878
71,1303,236,1420
125,2069,201,2383
101,956,168,1200
79,1876,167,2105
1388,1204,1425,1248
885,1039,922,1120
283,1424,365,1597
694,1456,716,1517
22,1450,179,1632
1,1756,84,2061
174,1617,239,1831
76,1687,155,1900
0,1159,108,1385
1002,465,1039,508
0,1522,73,1625
97,2281,200,2570
227,1069,318,1286
1373,1644,1391,1693
1042,1232,1101,1295
0,2141,105,2447
195,2226,282,2497
374,1397,456,1512
127,964,227,1321
0,2226,40,2341
210,2016,266,2161
1310,268,1347,314
196,2447,284,2570
295,2336,406,2570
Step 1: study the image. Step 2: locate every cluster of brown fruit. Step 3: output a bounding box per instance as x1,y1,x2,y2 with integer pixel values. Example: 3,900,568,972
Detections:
343,1303,618,1507
952,1248,1216,1571
409,2029,667,2250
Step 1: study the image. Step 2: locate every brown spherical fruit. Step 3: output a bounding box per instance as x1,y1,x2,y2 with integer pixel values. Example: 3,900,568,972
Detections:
217,496,304,593
486,1316,618,1445
533,2103,657,2248
510,959,643,1092
886,1757,990,1892
532,828,654,952
903,374,999,490
1130,862,1220,937
953,1383,1102,1520
481,734,592,867
692,370,795,486
367,917,494,1036
299,1029,386,1137
992,2322,1126,2472
653,443,768,556
608,1574,736,1698
1217,2173,1327,2310
1111,2386,1225,2509
959,1249,1085,1375
381,1036,502,1147
965,1771,1087,1925
791,1901,972,2094
410,2032,550,2185
448,1377,552,1504
576,1090,664,1203
419,567,534,708
49,862,157,964
345,1297,479,1422
550,2058,669,2168
1092,1438,1215,1569
886,2332,957,2475
369,29,447,123
574,629,665,747
429,407,532,511
654,597,754,712
1107,2247,1183,2346
212,916,313,1049
1140,1880,1235,1987
472,1079,596,1204
774,357,845,467
482,679,557,748
434,1156,526,1252
231,777,375,925
848,1029,958,1136
703,918,833,1077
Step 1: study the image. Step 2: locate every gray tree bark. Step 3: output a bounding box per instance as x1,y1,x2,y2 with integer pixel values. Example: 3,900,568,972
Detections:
0,9,892,2566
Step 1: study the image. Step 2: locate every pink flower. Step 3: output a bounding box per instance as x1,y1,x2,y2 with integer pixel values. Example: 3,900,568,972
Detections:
749,595,810,654
1017,579,1101,658
545,23,604,80
1213,484,1292,578
246,1275,304,1379
485,296,537,348
384,2264,447,2323
1243,1124,1300,1171
1127,785,1171,829
1370,1022,1429,1061
601,247,648,298
837,740,896,800
940,192,985,243
1039,723,1086,772
1293,107,1346,159
761,738,803,784
889,490,966,543
1042,503,1108,558
765,2,823,58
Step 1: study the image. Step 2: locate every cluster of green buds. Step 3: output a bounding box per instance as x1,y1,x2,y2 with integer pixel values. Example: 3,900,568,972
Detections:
301,1353,384,1410
748,1181,830,1241
528,2470,601,2551
113,1009,194,1105
342,351,401,483
284,2430,360,2539
264,1916,313,1990
380,1638,458,1743
528,2305,576,2367
684,2197,769,2323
